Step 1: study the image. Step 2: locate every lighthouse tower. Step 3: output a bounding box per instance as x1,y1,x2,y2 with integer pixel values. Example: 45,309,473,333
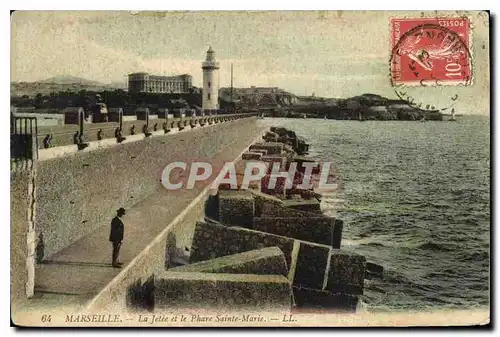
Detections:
202,46,220,113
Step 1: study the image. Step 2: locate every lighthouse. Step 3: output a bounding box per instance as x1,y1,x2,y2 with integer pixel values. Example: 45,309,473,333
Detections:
202,46,220,113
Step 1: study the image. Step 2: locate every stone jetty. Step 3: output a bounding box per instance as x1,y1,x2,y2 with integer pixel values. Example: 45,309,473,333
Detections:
154,126,368,313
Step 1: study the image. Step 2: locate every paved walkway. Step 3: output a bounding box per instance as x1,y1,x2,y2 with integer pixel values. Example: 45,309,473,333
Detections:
27,124,264,311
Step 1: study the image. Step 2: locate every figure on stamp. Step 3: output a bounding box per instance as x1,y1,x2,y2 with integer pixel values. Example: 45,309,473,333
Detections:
109,207,126,268
398,30,466,72
390,18,471,85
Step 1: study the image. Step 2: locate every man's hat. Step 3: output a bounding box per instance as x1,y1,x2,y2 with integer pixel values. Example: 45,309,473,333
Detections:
117,207,126,215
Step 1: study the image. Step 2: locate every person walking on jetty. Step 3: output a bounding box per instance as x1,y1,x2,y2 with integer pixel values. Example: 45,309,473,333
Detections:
109,207,126,268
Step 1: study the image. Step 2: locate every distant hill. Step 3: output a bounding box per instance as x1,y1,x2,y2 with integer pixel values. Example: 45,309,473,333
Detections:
108,81,128,90
11,75,124,97
39,75,105,86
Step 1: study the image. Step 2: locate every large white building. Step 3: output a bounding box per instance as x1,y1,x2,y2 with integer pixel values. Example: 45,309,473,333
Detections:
128,73,193,94
201,46,220,111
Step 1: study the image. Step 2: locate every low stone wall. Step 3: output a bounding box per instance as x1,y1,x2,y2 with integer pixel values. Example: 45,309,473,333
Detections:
37,126,79,148
170,247,288,276
36,115,251,149
85,122,120,142
120,120,149,137
154,272,292,312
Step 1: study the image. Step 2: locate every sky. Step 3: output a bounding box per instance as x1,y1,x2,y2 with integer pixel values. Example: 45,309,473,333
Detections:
10,11,490,114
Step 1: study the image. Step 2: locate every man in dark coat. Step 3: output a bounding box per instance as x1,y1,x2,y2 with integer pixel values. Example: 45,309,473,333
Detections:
109,207,126,268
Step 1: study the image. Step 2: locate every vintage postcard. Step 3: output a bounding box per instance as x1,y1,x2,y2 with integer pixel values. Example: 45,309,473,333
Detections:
10,10,490,327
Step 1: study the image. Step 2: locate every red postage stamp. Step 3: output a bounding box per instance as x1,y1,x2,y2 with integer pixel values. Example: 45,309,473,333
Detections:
390,17,472,86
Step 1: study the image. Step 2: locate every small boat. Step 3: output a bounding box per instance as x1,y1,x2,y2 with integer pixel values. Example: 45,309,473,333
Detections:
420,116,426,122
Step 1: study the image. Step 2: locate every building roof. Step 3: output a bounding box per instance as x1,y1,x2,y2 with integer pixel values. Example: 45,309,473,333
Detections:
128,72,193,80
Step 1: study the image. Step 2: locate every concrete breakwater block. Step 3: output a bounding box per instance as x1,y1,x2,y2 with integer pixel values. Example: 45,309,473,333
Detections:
282,198,322,213
248,189,318,218
218,190,255,228
190,221,295,268
218,172,261,191
170,247,288,277
366,261,384,275
242,152,263,160
326,250,366,295
261,155,287,171
263,131,279,142
252,217,343,248
293,241,331,289
189,221,364,296
249,142,283,156
296,137,310,155
234,157,264,175
261,203,315,218
293,156,321,175
249,189,283,216
154,272,292,311
289,170,308,189
282,144,296,156
288,187,323,200
269,127,290,137
292,287,358,312
189,221,329,291
250,149,268,156
365,262,384,279
204,193,219,220
260,174,287,197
